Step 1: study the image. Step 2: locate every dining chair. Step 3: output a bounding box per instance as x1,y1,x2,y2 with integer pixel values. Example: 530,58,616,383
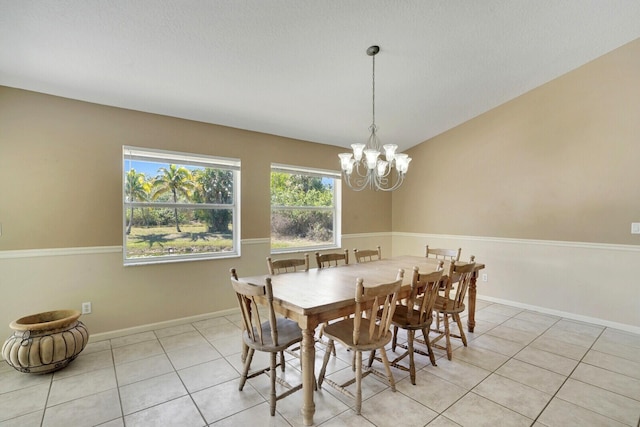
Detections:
353,246,381,263
317,269,404,415
266,253,333,357
229,268,303,416
267,253,310,275
425,245,461,261
315,249,349,268
315,249,350,354
430,257,476,360
371,264,444,385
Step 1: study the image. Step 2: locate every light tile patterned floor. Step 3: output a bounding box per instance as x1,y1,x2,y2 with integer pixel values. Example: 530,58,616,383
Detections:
1,301,639,426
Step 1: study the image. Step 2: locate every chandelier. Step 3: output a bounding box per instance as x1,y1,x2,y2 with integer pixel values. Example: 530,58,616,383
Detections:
339,45,411,191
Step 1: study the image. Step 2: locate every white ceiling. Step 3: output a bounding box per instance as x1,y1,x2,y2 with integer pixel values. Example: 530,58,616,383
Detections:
2,1,640,152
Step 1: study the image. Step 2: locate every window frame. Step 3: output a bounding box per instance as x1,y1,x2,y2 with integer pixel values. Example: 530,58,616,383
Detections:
122,146,241,266
270,163,341,254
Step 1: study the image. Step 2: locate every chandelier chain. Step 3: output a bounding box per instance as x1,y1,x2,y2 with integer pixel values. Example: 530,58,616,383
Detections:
371,53,375,129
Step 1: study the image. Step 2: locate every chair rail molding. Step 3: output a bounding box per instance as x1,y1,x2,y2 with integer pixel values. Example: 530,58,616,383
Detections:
392,232,640,252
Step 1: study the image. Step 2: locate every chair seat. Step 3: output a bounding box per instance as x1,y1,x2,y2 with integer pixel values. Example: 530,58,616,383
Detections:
243,318,303,352
323,318,392,351
433,296,465,314
390,305,432,330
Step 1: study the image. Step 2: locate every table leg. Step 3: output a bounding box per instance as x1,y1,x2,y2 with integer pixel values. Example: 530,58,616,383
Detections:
301,326,316,426
467,275,477,333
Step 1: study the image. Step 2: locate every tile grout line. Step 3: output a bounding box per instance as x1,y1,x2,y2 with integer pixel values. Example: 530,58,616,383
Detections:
470,313,565,426
419,302,517,423
39,372,54,427
3,308,637,426
529,325,608,426
111,337,126,426
427,310,543,425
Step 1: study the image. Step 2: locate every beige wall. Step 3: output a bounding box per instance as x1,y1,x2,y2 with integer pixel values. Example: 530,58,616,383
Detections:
394,38,640,244
0,87,391,249
0,86,391,337
1,38,640,340
392,38,640,330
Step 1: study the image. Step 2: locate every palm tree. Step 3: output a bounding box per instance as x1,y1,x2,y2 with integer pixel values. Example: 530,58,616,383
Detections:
193,168,234,233
152,164,194,232
125,169,151,235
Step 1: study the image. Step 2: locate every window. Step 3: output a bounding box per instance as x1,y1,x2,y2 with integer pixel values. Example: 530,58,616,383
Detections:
270,164,341,253
123,146,240,265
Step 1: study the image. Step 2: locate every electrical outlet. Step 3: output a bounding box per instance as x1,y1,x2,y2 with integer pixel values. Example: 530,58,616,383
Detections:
482,273,488,282
632,223,640,234
81,302,92,314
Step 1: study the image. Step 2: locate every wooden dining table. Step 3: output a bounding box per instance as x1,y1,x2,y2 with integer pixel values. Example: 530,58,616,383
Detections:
239,255,485,425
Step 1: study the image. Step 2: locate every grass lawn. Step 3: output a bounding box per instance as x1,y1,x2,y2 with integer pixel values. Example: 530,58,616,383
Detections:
126,223,333,258
126,223,233,257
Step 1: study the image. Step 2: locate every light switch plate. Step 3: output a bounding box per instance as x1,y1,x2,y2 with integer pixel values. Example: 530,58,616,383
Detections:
632,223,640,234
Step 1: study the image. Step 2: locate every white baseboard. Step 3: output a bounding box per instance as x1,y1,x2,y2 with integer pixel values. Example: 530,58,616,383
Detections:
91,295,640,342
3,298,637,364
88,308,239,342
477,294,640,335
1,311,235,361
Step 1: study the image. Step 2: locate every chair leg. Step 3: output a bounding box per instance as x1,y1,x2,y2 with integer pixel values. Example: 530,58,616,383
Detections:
318,322,336,356
355,350,362,415
407,330,416,385
367,349,376,368
270,352,277,416
241,341,248,363
378,347,396,392
332,332,337,356
239,348,255,390
443,313,452,360
317,339,334,388
391,325,398,351
453,313,467,346
280,350,286,371
422,327,437,366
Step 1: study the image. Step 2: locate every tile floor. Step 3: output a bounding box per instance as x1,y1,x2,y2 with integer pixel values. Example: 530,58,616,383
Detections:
1,301,639,427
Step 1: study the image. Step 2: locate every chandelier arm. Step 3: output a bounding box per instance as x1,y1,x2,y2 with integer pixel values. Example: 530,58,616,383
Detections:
374,170,405,192
342,171,374,191
343,168,406,192
350,162,371,178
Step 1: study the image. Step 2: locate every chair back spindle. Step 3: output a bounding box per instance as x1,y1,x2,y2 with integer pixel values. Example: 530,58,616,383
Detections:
353,246,382,263
409,265,444,324
425,245,461,261
353,269,403,345
230,271,280,346
443,260,476,311
315,249,349,268
267,254,310,275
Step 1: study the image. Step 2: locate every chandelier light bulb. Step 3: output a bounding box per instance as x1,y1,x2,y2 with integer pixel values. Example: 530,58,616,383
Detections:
364,149,380,169
395,153,412,174
339,153,354,170
351,144,365,162
383,144,397,162
376,160,388,177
